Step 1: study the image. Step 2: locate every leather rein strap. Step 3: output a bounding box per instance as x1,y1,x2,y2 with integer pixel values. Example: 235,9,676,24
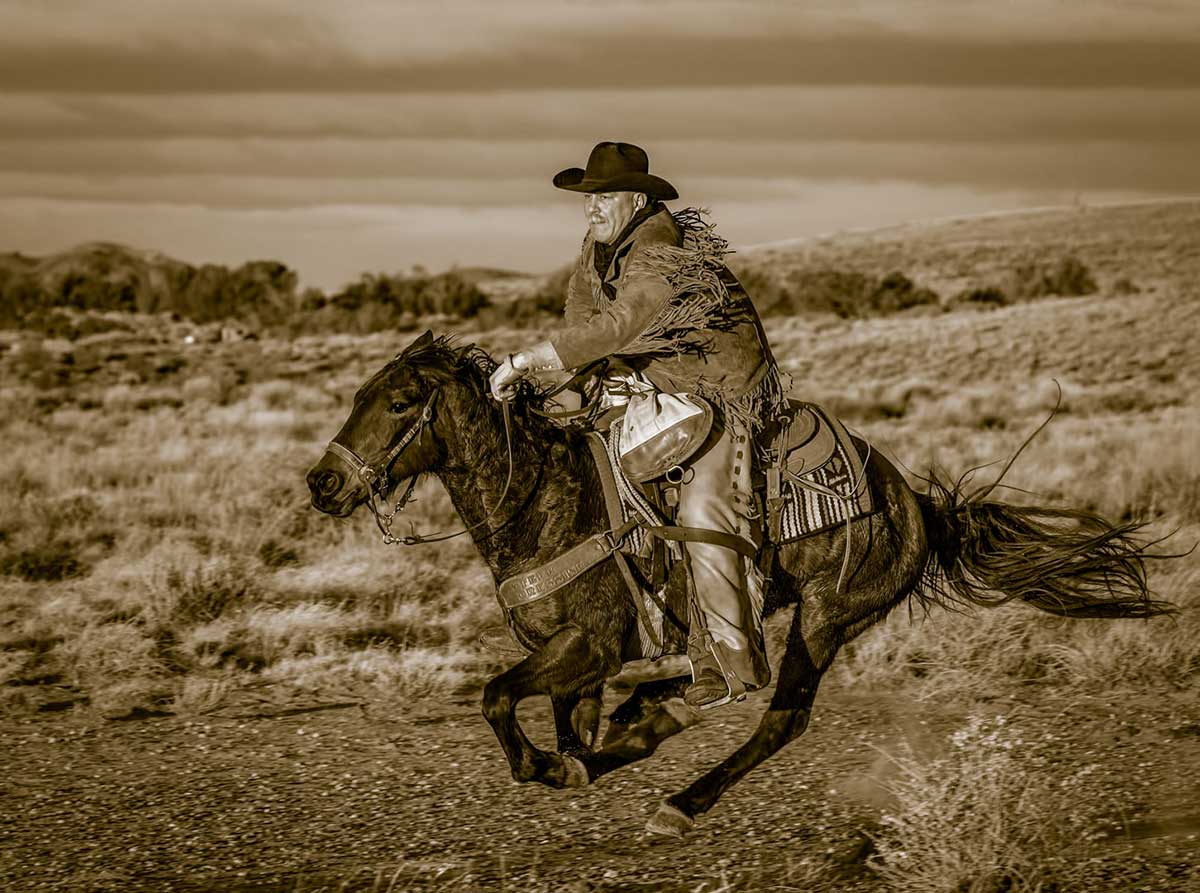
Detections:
324,391,518,547
526,358,608,423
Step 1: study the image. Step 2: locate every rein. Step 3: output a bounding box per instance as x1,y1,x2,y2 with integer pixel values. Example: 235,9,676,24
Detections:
527,358,608,423
324,391,517,547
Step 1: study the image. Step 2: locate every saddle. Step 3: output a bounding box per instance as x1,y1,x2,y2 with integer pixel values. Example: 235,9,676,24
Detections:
778,402,835,476
496,400,873,661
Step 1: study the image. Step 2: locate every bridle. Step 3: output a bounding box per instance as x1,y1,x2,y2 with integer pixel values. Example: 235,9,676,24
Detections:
322,388,516,546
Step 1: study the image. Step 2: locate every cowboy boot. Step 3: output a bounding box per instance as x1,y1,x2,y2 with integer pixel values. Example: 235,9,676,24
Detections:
676,419,771,709
682,554,771,709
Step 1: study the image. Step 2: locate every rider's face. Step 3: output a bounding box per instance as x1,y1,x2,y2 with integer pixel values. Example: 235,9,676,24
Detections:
585,191,646,245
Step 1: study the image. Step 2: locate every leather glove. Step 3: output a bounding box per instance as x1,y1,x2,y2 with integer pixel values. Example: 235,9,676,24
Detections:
489,355,522,401
489,342,565,401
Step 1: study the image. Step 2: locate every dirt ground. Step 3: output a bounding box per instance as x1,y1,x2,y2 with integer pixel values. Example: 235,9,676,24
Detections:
3,674,1199,893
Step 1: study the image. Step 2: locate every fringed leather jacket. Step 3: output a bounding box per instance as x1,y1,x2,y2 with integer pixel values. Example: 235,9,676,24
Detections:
550,205,784,431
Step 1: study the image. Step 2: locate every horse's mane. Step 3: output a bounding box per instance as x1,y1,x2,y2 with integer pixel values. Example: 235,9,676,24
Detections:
381,334,564,442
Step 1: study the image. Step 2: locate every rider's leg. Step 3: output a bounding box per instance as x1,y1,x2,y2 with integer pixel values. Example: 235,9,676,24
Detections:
675,417,769,709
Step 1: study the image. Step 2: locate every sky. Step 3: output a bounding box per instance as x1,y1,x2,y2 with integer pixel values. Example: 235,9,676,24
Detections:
2,0,1199,290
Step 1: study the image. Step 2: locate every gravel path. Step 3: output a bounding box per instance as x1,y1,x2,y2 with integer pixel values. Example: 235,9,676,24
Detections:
3,681,1199,892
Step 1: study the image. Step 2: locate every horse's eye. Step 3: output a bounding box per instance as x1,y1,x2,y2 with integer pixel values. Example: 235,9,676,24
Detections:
389,402,407,415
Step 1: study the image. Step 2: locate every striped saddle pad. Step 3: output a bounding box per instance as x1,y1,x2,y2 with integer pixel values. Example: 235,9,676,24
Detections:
774,402,874,543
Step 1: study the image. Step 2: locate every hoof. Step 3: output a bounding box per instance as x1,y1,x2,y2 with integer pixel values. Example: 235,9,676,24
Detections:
560,754,590,788
645,802,694,838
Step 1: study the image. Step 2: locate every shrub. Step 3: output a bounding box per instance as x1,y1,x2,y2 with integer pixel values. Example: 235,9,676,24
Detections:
953,286,1010,307
869,271,939,315
160,558,259,627
756,268,939,318
259,539,301,568
59,622,166,687
264,646,472,697
0,543,87,581
870,715,1109,892
1009,255,1098,300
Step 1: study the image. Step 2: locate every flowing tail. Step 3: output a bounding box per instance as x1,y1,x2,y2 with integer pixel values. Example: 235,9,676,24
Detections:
916,467,1175,619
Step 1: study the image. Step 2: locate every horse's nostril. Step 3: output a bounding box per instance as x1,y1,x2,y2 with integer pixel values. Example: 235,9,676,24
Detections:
307,469,342,497
319,470,341,495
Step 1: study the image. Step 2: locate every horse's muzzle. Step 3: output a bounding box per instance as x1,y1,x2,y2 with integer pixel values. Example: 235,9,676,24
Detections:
307,466,356,516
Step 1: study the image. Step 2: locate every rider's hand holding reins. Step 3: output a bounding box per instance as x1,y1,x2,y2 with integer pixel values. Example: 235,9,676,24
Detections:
489,355,522,401
489,341,565,401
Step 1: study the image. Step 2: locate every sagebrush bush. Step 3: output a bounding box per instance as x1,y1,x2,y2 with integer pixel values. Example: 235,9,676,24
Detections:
1008,255,1097,300
0,543,87,581
161,557,260,626
265,646,471,697
870,715,1109,892
59,622,167,687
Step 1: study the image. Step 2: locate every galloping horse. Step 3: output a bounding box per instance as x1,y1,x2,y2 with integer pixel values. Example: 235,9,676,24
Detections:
306,331,1170,836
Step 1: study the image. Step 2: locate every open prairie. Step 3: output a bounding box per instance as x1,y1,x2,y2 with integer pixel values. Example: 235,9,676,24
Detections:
2,201,1199,892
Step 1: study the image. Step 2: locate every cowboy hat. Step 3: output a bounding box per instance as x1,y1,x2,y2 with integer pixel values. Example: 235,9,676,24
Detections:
553,141,678,200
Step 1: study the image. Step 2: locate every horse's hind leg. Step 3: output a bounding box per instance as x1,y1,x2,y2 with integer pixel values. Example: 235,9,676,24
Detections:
482,626,615,789
601,676,691,749
647,616,831,837
566,677,701,783
551,685,602,753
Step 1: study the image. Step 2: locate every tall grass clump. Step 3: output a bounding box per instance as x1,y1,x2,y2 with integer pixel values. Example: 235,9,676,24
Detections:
870,715,1108,892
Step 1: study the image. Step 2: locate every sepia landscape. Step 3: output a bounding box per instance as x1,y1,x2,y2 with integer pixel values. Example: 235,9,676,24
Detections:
2,198,1198,892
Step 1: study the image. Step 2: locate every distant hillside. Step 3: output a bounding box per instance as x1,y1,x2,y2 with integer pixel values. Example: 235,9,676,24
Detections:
0,242,300,326
4,199,1196,339
0,243,501,337
731,199,1200,315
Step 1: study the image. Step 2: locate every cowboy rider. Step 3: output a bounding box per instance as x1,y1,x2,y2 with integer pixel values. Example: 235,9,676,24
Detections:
489,141,785,709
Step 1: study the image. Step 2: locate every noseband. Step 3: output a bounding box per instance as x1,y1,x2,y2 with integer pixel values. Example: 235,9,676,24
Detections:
322,390,516,546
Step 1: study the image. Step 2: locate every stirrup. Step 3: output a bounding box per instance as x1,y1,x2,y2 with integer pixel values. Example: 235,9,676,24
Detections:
684,640,749,710
684,666,747,710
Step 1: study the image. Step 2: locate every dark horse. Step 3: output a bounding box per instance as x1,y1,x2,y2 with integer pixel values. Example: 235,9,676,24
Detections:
307,331,1170,836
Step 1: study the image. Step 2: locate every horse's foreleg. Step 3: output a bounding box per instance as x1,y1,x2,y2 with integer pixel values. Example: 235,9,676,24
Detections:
648,619,830,837
482,626,614,789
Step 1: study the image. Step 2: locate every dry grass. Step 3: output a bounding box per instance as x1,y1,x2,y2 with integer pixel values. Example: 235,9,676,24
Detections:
868,715,1113,892
0,335,504,716
1,201,1197,720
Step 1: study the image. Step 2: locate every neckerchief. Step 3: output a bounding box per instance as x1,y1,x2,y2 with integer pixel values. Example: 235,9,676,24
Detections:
593,200,664,299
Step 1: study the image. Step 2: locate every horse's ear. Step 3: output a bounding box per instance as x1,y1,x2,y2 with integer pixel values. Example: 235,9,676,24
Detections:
402,329,435,356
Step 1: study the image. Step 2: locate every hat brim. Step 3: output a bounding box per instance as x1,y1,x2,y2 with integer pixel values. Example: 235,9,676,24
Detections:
553,168,678,201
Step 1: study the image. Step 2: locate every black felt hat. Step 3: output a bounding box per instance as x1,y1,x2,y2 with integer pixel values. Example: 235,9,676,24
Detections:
553,141,678,200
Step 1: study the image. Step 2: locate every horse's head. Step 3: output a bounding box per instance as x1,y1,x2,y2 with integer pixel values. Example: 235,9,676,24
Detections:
306,330,492,517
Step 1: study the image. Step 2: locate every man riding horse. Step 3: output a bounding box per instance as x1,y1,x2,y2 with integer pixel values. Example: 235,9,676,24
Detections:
488,141,787,710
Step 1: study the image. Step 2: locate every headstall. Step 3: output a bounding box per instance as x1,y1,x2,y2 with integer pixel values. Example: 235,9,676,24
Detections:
323,390,516,547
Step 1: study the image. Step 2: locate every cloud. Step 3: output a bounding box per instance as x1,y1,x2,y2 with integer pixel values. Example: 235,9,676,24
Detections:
1,1,1198,92
6,87,1200,144
1,136,1197,207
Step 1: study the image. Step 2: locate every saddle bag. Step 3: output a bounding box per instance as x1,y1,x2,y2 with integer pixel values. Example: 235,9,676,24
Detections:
618,391,714,483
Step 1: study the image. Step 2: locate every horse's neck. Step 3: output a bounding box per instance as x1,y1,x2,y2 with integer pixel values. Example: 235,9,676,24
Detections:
435,396,601,578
